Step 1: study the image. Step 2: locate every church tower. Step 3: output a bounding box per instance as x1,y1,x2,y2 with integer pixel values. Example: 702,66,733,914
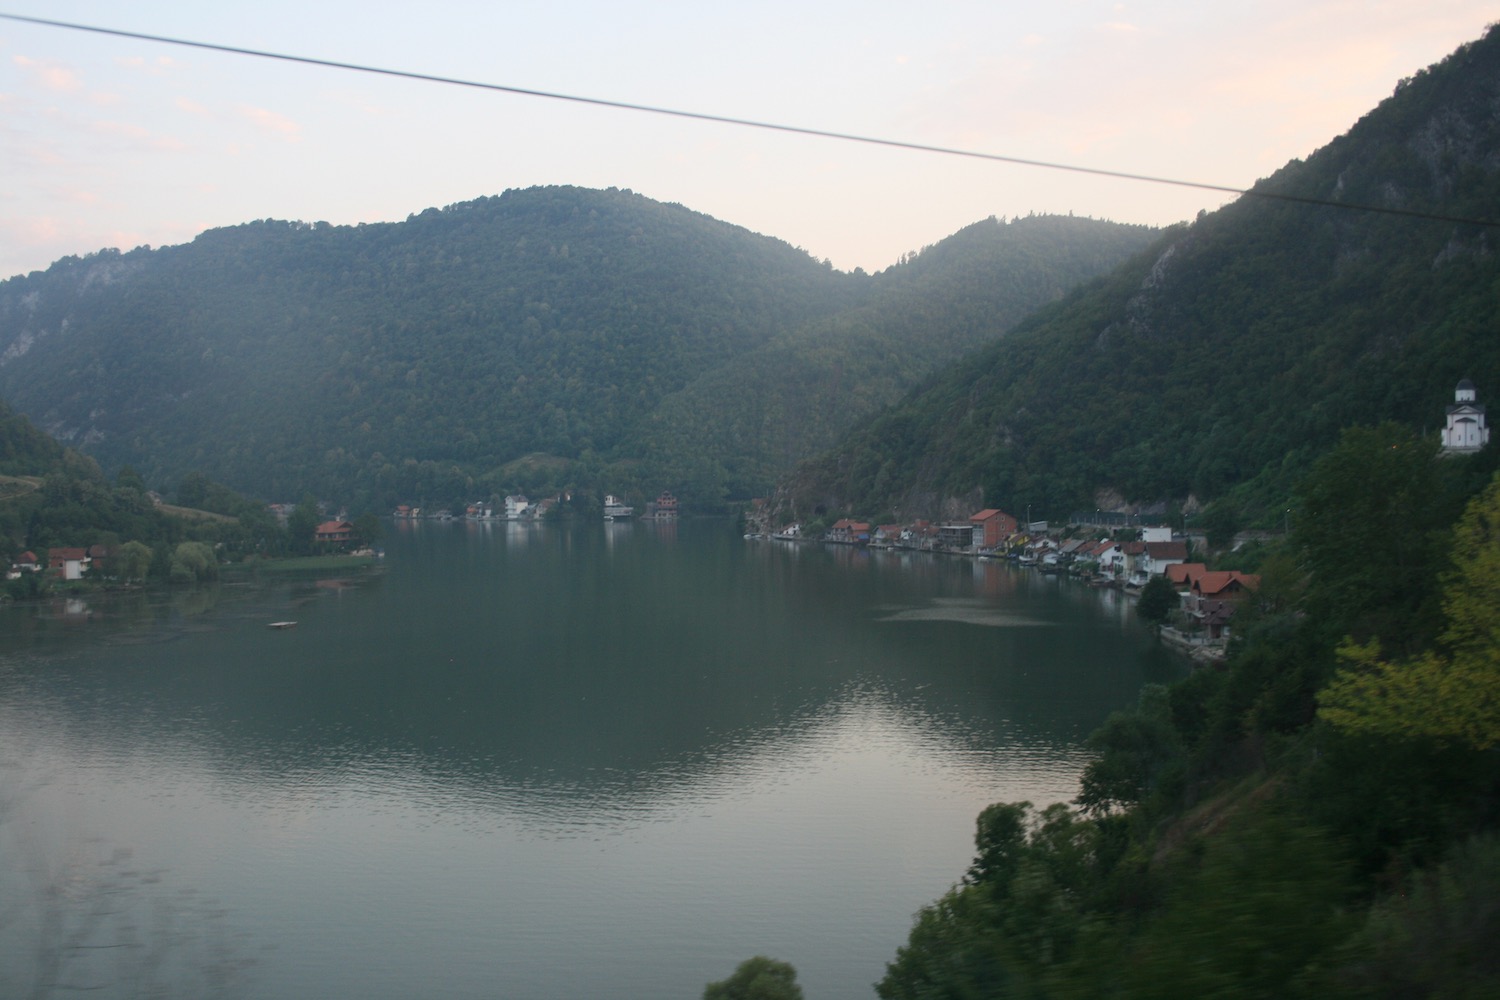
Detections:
1441,378,1490,453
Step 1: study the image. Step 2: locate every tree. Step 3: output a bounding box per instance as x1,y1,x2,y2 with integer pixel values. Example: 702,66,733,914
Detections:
1319,471,1500,750
1077,684,1184,815
1135,574,1178,626
351,512,383,548
286,495,321,555
168,541,218,583
703,956,803,1000
1201,499,1240,551
114,540,153,582
1295,424,1463,652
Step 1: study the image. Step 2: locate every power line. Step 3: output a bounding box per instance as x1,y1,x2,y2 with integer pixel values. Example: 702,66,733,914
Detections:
3,10,1498,231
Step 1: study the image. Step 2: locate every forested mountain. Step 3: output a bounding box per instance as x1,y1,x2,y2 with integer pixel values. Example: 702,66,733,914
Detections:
776,27,1500,526
637,214,1157,498
0,186,1152,510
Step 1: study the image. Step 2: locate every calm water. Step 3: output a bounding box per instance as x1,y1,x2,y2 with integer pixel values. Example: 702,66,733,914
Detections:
0,521,1180,999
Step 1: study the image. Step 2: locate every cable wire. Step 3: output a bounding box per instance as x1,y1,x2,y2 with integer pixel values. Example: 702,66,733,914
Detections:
3,10,1497,230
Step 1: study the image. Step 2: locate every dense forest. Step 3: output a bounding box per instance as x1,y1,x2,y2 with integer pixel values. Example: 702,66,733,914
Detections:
774,27,1500,529
0,188,1153,513
871,430,1500,999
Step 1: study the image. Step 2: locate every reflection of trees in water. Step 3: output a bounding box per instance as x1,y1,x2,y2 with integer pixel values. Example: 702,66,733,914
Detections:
1,783,255,997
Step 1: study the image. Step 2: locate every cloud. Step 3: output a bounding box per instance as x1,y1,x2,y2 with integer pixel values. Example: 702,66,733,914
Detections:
116,54,183,77
237,104,302,142
13,55,84,93
92,120,189,152
176,97,211,117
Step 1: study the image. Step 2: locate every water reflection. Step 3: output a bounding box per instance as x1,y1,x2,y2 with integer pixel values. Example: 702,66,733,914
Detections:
0,523,1182,1000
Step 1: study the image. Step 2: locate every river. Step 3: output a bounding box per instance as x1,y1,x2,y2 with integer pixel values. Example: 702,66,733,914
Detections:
0,520,1180,999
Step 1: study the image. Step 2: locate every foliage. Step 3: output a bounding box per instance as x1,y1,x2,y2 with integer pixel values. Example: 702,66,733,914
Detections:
1134,574,1178,625
0,397,383,591
1319,471,1500,749
114,540,153,582
779,25,1500,523
1115,812,1355,999
878,801,1105,999
168,541,217,583
0,189,1153,512
703,956,804,1000
1077,685,1184,816
1317,833,1500,998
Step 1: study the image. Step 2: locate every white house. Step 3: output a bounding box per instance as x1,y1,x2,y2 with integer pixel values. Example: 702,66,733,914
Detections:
1442,378,1490,453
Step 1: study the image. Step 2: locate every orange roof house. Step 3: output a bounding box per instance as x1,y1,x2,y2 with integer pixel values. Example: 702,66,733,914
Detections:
315,520,355,544
970,509,1018,549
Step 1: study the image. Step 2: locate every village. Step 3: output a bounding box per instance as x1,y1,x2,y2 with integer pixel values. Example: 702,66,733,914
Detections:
389,490,681,522
748,504,1261,662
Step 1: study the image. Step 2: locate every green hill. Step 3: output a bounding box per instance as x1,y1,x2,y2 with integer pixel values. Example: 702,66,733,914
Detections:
0,187,1153,511
775,28,1500,526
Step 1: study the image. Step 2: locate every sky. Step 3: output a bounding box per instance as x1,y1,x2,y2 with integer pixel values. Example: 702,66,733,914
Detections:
3,1,1499,280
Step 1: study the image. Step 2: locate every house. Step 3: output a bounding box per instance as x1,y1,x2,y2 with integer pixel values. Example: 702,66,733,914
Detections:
1441,378,1490,453
1144,540,1188,575
1076,539,1122,575
938,522,977,550
1166,562,1209,590
504,495,531,519
1190,570,1261,601
315,520,355,545
970,509,1018,549
900,521,939,550
6,550,40,580
827,519,871,544
646,492,679,519
1182,571,1262,640
48,547,91,580
872,524,903,547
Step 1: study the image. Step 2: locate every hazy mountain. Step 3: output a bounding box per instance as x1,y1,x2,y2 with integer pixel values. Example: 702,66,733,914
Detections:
0,186,1152,510
775,26,1500,526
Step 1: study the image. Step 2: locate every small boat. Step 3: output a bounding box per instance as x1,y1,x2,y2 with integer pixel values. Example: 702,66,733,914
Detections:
268,621,298,630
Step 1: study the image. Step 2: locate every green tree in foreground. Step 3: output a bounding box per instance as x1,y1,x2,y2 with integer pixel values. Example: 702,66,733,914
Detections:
1319,470,1500,750
704,956,804,1000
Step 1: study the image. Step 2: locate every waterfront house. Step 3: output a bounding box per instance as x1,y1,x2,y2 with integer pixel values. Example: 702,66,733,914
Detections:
828,519,871,544
48,547,91,580
315,520,355,546
646,492,679,519
504,495,531,519
938,522,977,550
900,521,939,550
970,509,1018,549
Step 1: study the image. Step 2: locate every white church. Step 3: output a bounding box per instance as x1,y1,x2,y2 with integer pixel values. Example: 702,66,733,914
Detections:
1441,378,1490,453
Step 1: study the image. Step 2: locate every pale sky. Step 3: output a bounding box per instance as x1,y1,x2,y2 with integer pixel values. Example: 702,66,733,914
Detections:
2,1,1498,280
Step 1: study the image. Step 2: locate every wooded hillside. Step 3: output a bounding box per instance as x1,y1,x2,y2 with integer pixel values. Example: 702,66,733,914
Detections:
775,28,1500,526
0,187,1153,510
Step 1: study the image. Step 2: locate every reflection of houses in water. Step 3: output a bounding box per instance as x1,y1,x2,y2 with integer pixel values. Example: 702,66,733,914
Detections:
972,559,1020,599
